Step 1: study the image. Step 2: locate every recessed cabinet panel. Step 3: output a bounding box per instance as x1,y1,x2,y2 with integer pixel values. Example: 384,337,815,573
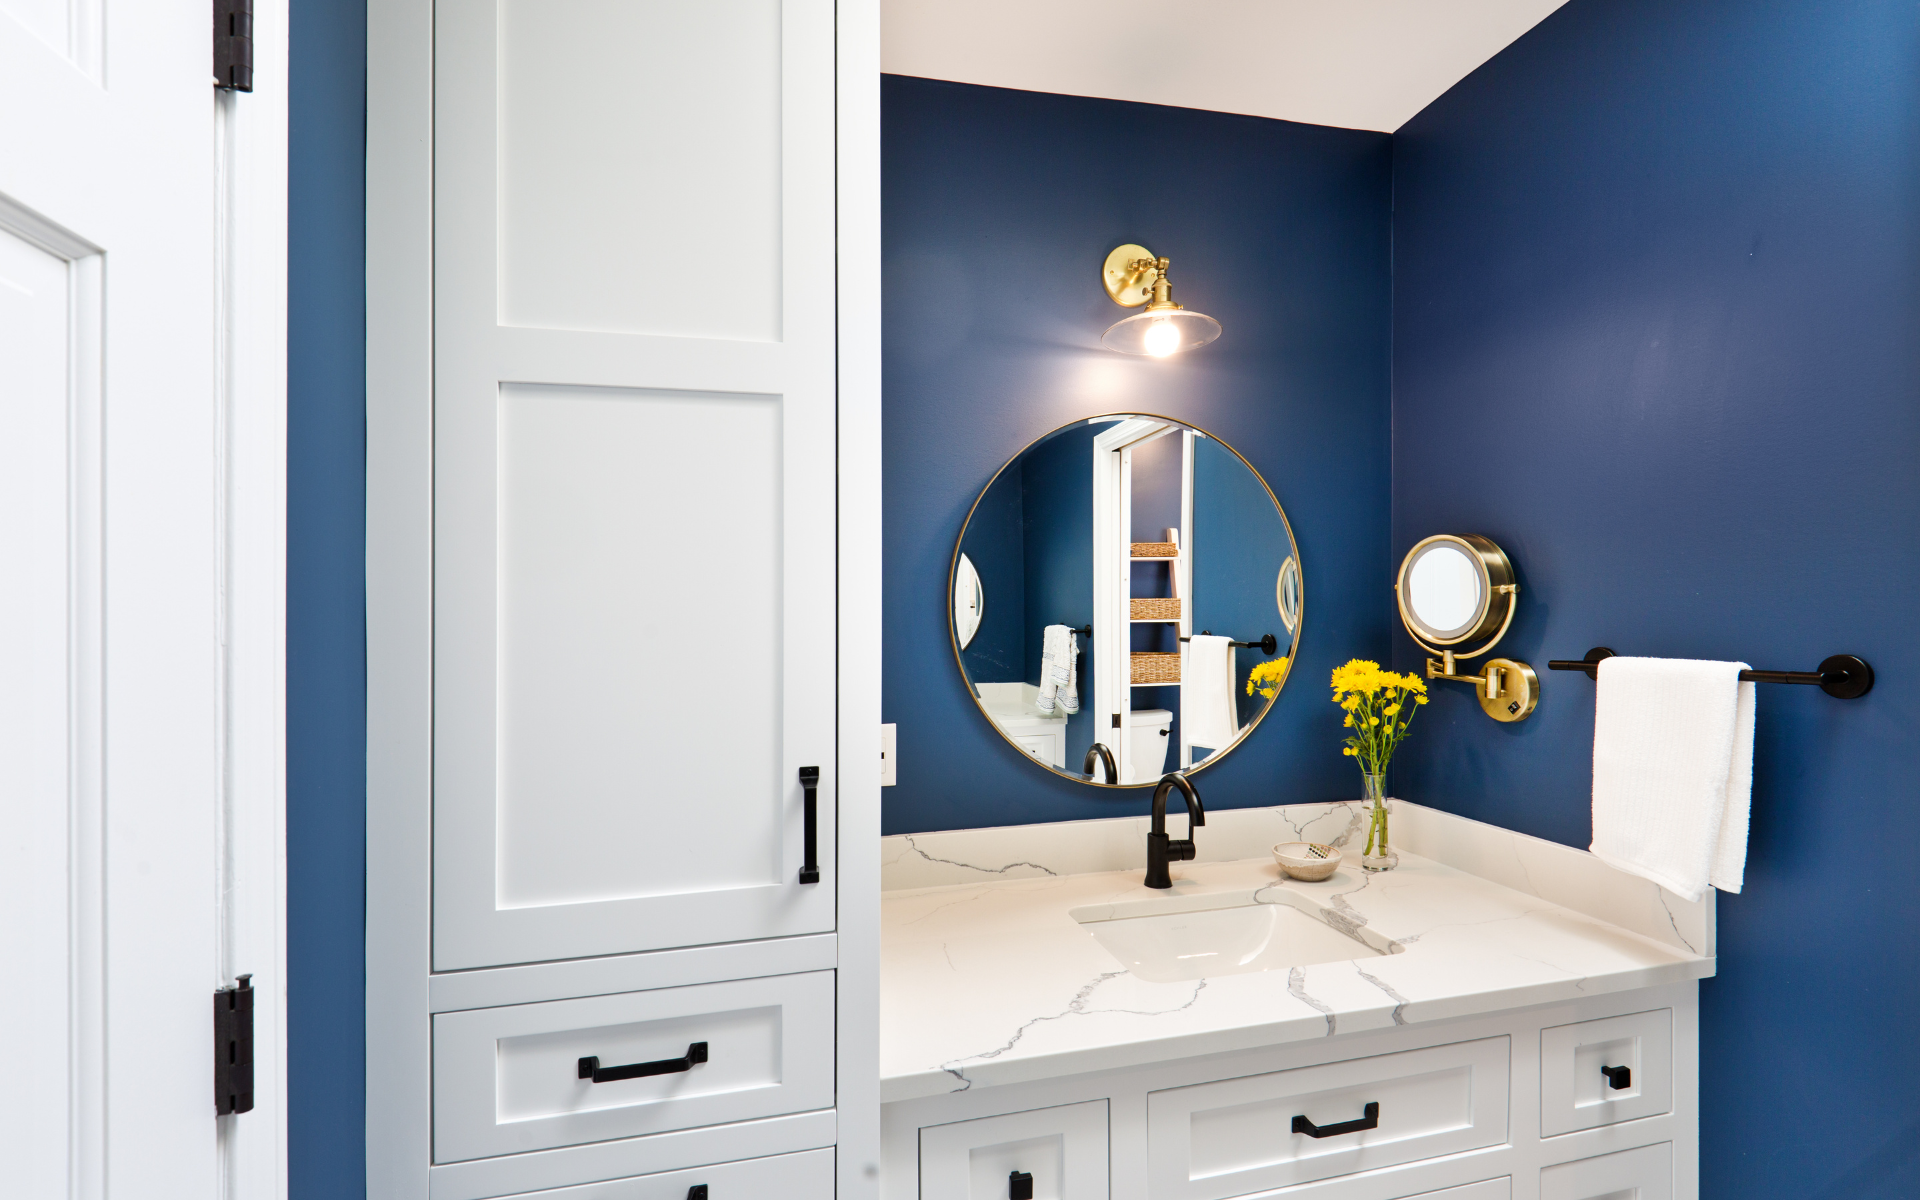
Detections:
494,384,781,910
1146,1037,1510,1200
433,971,834,1163
475,1147,833,1200
1539,1142,1672,1200
1540,1009,1672,1137
1404,1180,1513,1200
496,0,782,341
919,1101,1109,1200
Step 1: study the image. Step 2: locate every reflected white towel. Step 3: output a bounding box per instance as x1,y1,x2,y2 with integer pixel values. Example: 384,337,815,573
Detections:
1590,656,1756,902
1183,635,1239,750
1036,625,1080,715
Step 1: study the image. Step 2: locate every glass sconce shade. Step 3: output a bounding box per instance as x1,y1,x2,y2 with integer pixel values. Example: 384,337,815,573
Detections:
1101,308,1223,357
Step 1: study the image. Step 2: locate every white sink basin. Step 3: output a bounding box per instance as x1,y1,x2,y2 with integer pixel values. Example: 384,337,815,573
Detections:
1072,898,1387,983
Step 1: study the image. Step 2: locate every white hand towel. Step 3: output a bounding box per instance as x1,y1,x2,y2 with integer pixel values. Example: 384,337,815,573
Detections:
1589,656,1757,902
1036,625,1080,716
1182,635,1239,751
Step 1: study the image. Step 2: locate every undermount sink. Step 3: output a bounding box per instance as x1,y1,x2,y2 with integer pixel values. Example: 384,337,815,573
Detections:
1071,897,1389,983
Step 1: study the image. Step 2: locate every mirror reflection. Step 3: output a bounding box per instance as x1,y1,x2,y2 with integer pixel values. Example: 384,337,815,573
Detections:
951,415,1301,786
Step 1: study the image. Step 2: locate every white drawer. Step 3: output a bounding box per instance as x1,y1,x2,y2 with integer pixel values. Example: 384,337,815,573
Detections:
1540,1142,1671,1200
433,971,834,1163
480,1147,833,1199
919,1100,1108,1200
1146,1036,1510,1200
1540,1009,1672,1137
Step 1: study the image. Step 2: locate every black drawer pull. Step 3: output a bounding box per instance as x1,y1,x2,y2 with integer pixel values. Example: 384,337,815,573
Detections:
577,1041,708,1083
1602,1064,1631,1090
687,1189,708,1200
1009,1170,1033,1200
1292,1101,1379,1138
798,766,820,884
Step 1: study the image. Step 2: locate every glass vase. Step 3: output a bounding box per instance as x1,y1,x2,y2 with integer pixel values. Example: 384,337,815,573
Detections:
1359,771,1398,872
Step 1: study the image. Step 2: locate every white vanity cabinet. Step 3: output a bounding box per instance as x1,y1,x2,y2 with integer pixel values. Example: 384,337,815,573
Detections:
368,0,880,1195
883,984,1698,1200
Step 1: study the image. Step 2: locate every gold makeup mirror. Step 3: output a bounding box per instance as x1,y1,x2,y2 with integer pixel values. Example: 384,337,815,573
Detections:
1395,534,1538,722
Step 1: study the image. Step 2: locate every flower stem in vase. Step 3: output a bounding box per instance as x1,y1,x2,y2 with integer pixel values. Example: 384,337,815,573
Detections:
1360,771,1398,872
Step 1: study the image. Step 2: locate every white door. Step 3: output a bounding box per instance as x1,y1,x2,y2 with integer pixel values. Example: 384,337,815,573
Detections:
431,0,840,970
0,0,240,1194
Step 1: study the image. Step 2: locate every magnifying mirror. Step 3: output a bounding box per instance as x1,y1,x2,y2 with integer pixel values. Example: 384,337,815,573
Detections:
1396,534,1538,722
953,553,984,649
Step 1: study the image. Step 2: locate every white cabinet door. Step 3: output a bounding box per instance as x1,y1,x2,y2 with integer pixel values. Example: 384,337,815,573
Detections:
1539,1143,1672,1200
919,1101,1109,1200
1540,1009,1673,1137
431,0,839,969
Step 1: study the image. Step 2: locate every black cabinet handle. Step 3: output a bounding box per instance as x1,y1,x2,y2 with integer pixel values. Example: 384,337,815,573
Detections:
577,1041,707,1083
798,766,820,884
687,1189,707,1200
1009,1170,1033,1200
1602,1064,1631,1090
1292,1101,1379,1138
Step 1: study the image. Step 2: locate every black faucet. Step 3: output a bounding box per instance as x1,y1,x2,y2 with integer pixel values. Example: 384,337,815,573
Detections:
1083,742,1118,784
1145,772,1205,889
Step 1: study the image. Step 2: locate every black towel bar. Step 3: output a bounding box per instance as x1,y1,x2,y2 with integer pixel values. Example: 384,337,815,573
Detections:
1546,647,1873,699
1179,630,1279,655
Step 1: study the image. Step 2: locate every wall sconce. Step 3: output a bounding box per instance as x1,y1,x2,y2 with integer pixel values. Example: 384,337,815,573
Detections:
1100,244,1222,357
1396,534,1538,722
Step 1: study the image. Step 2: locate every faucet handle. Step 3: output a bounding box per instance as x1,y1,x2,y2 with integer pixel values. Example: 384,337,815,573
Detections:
1168,838,1197,862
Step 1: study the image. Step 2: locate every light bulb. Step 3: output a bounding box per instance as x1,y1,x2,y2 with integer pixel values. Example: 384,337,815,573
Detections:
1143,319,1182,358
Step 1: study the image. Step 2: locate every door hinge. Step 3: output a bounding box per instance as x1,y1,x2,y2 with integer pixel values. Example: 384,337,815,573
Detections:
214,975,255,1115
214,0,253,92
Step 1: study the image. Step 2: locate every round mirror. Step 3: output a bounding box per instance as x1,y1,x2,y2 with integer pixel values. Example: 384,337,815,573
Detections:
1396,534,1514,648
950,414,1301,787
953,553,984,649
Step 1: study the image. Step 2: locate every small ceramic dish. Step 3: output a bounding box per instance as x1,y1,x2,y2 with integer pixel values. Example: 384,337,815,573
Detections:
1272,841,1342,881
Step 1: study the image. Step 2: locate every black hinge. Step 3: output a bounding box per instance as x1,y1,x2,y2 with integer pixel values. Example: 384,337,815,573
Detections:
214,0,253,92
214,975,255,1115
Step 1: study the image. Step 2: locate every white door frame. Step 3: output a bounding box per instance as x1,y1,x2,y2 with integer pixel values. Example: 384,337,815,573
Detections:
1092,418,1175,783
214,2,294,1192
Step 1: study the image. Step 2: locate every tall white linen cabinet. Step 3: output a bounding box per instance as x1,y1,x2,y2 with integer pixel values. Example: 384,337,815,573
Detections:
365,1,882,1196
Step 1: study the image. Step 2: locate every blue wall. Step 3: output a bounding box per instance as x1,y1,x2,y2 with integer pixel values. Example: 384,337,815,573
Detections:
287,0,366,1193
882,75,1394,834
1392,1,1920,1195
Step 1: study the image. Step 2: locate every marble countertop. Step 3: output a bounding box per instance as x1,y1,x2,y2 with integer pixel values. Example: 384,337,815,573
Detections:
880,803,1714,1103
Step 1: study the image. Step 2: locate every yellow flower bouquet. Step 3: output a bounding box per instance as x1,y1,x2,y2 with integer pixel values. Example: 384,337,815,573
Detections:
1330,659,1428,870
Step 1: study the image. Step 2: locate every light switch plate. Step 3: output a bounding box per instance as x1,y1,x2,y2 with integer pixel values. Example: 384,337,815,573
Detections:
881,723,896,786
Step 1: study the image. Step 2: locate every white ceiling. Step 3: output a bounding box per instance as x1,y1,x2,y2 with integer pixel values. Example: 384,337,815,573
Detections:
881,0,1570,133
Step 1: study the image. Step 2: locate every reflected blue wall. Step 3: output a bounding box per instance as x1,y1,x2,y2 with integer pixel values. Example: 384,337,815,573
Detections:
882,75,1393,834
1019,424,1099,765
1392,1,1920,1195
1192,436,1291,732
956,470,1025,683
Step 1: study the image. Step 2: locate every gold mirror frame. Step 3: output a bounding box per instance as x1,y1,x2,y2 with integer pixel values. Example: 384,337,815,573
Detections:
1394,533,1538,722
949,413,1303,787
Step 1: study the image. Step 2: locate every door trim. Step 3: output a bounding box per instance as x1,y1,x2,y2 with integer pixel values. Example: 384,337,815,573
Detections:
220,2,292,1193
